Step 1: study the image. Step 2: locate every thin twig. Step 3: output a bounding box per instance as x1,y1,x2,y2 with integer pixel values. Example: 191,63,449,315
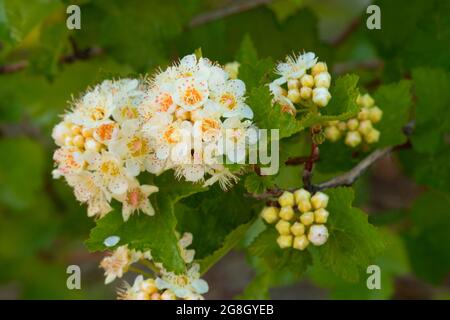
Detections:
189,0,272,27
302,141,319,192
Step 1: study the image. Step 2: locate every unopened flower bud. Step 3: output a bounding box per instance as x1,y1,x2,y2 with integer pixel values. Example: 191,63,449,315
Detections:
294,188,311,204
287,89,301,103
365,128,380,144
275,220,291,235
311,192,329,210
261,206,279,224
71,125,82,135
290,222,305,236
85,137,101,152
314,208,329,223
293,235,309,250
360,93,375,108
161,290,176,300
64,136,73,146
345,131,362,147
358,107,370,121
312,88,331,107
278,191,294,207
300,86,312,100
277,235,293,249
300,211,314,226
82,127,93,138
369,106,383,123
297,198,312,213
279,206,295,221
314,72,331,88
311,62,328,76
358,120,373,136
73,135,85,148
337,121,347,132
308,224,329,246
224,61,240,79
324,126,341,142
347,118,359,131
300,74,314,88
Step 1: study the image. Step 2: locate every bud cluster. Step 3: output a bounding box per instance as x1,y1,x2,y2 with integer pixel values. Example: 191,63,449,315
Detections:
269,52,332,115
324,93,383,147
261,189,330,250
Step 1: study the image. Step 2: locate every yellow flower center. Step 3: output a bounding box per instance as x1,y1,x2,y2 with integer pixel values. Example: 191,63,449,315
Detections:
100,160,120,176
127,136,149,157
183,87,203,106
220,93,237,110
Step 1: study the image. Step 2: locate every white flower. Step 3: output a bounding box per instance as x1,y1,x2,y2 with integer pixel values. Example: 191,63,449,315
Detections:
219,117,257,163
109,120,153,177
155,263,209,300
274,52,317,83
100,245,141,284
308,224,329,246
88,151,129,196
114,180,159,221
210,79,253,119
203,165,240,191
65,171,112,217
52,146,85,178
178,232,195,264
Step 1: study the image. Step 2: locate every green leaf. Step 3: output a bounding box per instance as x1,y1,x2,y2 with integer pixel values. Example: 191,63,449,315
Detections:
310,187,385,282
85,171,207,274
244,172,275,194
373,80,412,148
235,34,258,65
411,68,450,154
248,85,303,139
0,0,62,45
176,183,259,270
267,0,305,22
404,190,450,284
0,138,45,210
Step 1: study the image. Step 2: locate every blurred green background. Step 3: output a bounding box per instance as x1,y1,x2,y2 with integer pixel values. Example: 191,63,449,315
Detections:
0,0,449,299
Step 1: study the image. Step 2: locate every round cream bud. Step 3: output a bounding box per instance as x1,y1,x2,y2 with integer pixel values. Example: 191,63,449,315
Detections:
345,131,362,147
311,62,328,76
71,125,82,135
300,86,312,100
287,78,300,90
52,123,70,146
293,235,309,250
161,290,176,300
81,127,93,138
224,61,240,79
261,207,279,224
299,211,314,226
337,121,347,132
297,198,312,213
135,291,150,300
85,137,101,152
324,126,341,142
150,292,161,300
290,222,305,236
64,136,73,146
314,72,331,88
314,208,329,224
312,88,331,107
279,206,295,221
347,118,359,131
360,93,375,108
369,106,383,123
365,128,380,144
277,235,293,249
287,89,301,103
328,120,339,126
300,74,314,88
358,107,370,121
308,224,329,246
275,220,291,235
311,192,329,210
278,191,295,207
294,188,311,204
73,135,85,148
358,120,373,136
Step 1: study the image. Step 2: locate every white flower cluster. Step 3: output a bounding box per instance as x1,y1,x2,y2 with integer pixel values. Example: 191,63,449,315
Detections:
101,233,209,300
269,52,331,115
261,189,330,250
324,93,383,147
51,54,258,220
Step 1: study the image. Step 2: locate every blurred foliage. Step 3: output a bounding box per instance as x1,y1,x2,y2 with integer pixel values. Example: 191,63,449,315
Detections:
0,0,449,299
